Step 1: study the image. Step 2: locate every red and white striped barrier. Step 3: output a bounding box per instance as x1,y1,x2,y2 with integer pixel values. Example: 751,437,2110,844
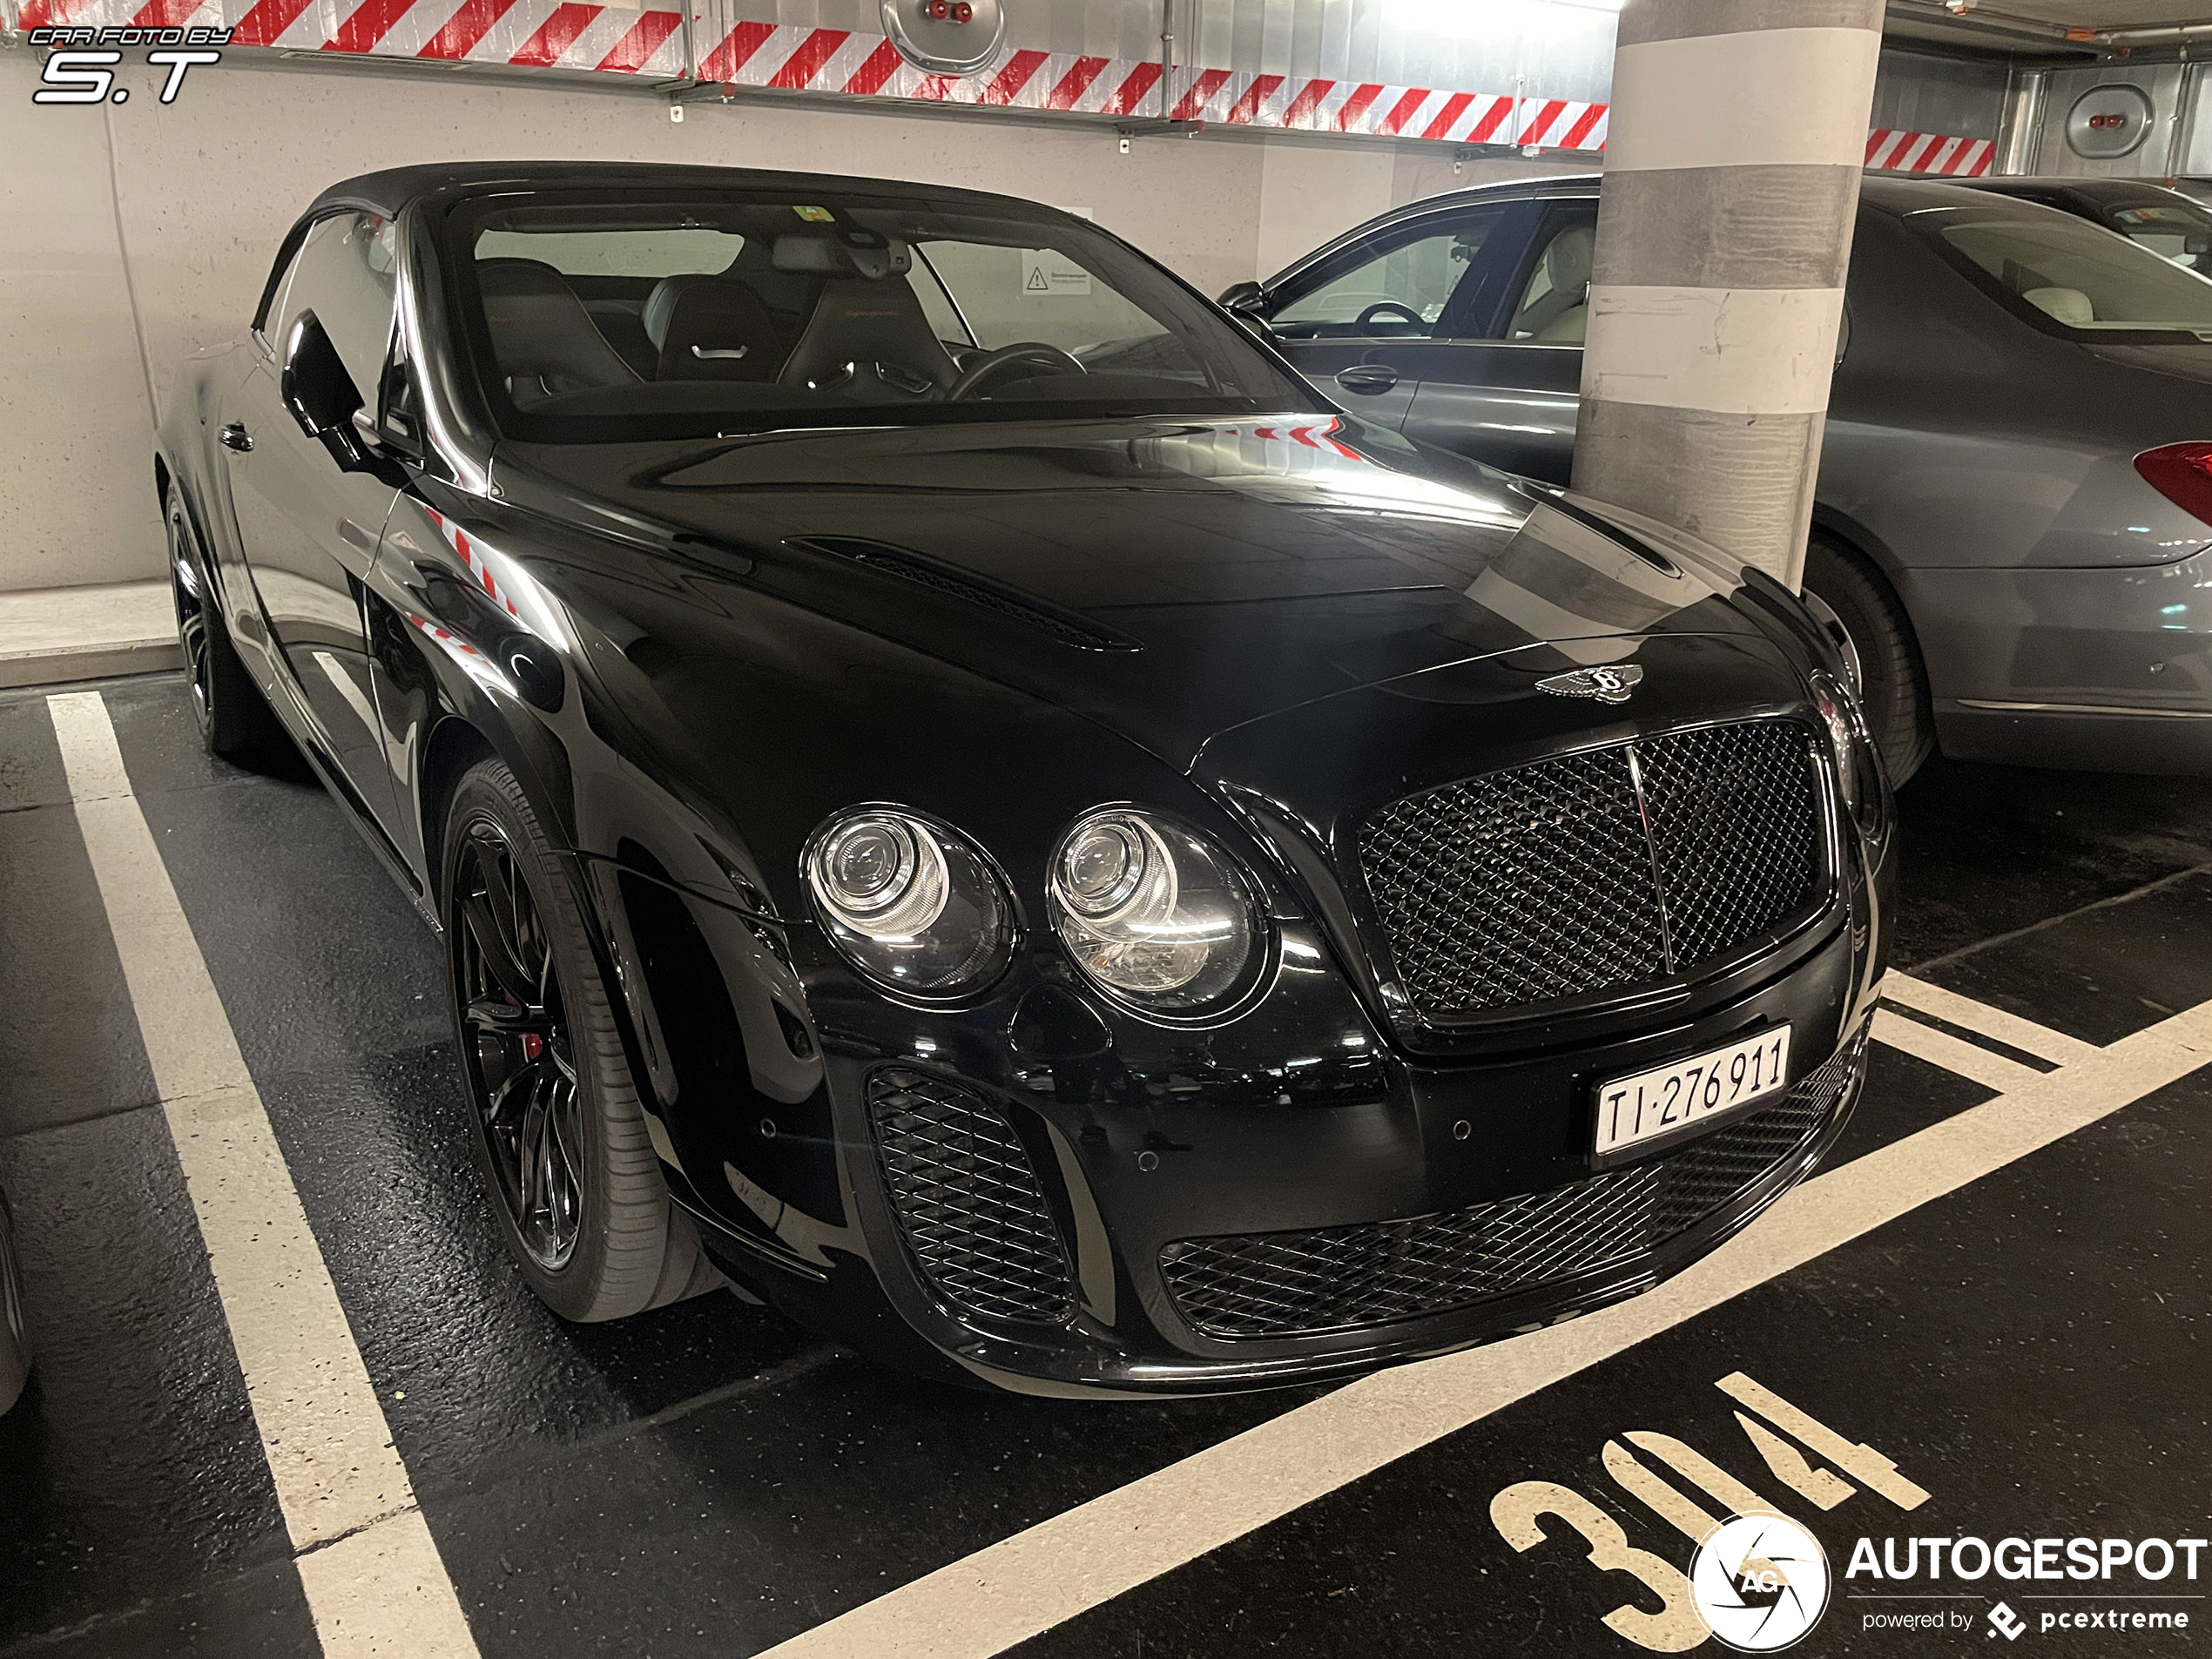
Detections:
21,0,1999,177
693,22,1611,149
1865,129,1994,177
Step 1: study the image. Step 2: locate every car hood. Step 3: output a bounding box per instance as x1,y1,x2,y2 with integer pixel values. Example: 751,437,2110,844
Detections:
494,415,1773,771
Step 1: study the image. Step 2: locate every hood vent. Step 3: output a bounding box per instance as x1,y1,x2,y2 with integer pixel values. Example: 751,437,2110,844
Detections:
786,536,1140,653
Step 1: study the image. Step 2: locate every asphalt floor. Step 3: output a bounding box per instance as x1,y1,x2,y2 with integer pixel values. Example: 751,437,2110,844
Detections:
0,671,2206,1657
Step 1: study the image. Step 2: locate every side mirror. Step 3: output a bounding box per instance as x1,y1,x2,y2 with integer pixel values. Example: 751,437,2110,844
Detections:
280,311,374,470
1217,280,1270,318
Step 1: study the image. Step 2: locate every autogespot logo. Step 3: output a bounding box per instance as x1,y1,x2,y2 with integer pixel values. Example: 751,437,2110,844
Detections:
1690,1512,1832,1651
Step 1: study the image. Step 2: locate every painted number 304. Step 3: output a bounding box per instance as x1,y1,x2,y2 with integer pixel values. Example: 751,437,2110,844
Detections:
35,50,222,105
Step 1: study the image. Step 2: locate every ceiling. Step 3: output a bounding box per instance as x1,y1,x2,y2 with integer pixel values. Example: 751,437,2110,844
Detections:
1885,0,2211,57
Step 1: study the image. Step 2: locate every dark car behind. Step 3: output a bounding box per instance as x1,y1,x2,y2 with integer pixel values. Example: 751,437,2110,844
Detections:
1235,174,2212,783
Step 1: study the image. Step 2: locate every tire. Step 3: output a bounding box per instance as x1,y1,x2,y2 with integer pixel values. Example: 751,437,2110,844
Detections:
1801,536,1934,786
441,757,711,1320
166,481,289,765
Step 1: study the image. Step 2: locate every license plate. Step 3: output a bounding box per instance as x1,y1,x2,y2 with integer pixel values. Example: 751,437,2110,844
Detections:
1593,1025,1791,1159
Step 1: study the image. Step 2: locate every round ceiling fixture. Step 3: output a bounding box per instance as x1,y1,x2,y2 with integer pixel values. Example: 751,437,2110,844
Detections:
881,0,1005,77
2066,83,2155,160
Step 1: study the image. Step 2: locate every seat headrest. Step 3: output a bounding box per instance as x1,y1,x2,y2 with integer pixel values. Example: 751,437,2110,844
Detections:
2023,286,2094,327
642,274,710,351
476,259,638,403
646,276,785,381
779,277,956,398
1543,225,1596,293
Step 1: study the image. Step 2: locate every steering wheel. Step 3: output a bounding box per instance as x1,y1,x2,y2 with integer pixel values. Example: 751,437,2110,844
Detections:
1355,300,1426,330
948,341,1089,401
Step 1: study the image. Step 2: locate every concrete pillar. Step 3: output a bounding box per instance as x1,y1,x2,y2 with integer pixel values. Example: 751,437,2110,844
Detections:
1571,0,1884,589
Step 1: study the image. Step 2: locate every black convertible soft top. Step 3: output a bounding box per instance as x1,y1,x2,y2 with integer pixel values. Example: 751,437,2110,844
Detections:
307,159,1058,220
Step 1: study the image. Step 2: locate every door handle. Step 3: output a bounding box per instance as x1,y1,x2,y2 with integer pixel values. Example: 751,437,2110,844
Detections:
1334,365,1401,395
219,422,253,453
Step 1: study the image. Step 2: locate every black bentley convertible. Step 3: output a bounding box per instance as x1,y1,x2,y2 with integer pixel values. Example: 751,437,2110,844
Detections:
154,162,1892,1395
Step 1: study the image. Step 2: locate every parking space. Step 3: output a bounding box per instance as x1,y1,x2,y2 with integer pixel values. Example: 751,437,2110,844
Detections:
2,669,2207,1658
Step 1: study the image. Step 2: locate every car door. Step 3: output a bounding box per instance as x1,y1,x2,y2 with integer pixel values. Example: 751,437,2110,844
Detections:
1394,197,1600,486
223,210,403,834
1264,200,1536,431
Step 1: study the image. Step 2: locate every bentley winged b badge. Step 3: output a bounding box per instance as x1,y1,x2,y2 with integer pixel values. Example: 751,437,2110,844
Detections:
1536,664,1645,705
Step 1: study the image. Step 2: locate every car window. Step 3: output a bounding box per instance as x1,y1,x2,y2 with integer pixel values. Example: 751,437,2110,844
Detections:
1502,213,1598,343
1271,209,1508,339
449,189,1319,443
1932,209,2212,335
2107,201,2212,276
475,226,744,278
273,211,399,401
912,239,1169,359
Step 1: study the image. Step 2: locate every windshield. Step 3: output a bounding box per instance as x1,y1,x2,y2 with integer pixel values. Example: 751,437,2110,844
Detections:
1929,207,2212,337
446,188,1319,442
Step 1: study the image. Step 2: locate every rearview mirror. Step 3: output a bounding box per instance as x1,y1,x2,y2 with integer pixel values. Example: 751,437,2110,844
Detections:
280,311,374,470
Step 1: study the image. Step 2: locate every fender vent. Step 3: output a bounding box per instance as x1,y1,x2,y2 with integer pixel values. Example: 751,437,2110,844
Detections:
788,536,1139,652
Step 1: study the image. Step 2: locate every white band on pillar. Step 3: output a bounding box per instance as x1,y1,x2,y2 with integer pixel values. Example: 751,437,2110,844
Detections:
1604,28,1882,172
1581,286,1847,415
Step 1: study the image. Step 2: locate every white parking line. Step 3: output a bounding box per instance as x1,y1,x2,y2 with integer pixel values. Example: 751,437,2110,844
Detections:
1871,1008,2046,1094
46,691,480,1659
754,997,2212,1659
1881,971,2100,1068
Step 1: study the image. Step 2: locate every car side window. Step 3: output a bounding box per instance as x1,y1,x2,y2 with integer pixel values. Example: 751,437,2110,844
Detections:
271,211,401,408
1271,208,1509,340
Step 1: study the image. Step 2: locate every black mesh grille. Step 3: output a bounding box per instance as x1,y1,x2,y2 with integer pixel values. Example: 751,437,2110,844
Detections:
867,1068,1076,1327
1358,746,1669,1015
1358,718,1824,1020
1159,1040,1863,1341
1637,720,1824,968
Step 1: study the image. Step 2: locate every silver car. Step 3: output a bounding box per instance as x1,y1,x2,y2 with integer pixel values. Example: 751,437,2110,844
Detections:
1227,175,2212,780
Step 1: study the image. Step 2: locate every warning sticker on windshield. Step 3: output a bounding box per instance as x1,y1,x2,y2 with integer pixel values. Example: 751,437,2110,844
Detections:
1020,249,1092,297
792,205,835,223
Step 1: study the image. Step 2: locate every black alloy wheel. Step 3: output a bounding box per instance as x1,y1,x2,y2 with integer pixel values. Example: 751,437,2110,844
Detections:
166,482,288,764
453,816,584,1270
440,758,713,1320
170,507,215,732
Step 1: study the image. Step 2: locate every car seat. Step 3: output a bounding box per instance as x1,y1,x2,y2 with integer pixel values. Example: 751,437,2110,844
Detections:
477,259,641,408
644,275,786,381
2022,287,2094,327
774,236,957,399
1517,225,1595,342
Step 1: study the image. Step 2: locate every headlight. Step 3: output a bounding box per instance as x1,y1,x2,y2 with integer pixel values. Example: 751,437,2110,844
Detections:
1809,671,1887,838
1048,808,1263,1013
803,808,1014,996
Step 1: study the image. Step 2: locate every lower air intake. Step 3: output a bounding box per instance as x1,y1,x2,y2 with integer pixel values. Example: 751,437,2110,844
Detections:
868,1067,1076,1327
1159,1039,1864,1342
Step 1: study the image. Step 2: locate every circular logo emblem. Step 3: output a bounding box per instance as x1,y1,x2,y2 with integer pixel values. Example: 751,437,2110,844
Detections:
2067,84,2155,159
1689,1512,1831,1652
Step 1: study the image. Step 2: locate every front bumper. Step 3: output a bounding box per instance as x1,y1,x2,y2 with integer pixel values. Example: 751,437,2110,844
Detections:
711,906,1877,1399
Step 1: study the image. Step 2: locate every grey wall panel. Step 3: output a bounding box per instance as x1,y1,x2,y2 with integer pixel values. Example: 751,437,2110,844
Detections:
2031,64,2189,177
1871,49,2006,138
741,0,1618,98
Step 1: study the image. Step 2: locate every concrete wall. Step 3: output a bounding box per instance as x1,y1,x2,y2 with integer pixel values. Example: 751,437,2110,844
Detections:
4,49,1574,593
